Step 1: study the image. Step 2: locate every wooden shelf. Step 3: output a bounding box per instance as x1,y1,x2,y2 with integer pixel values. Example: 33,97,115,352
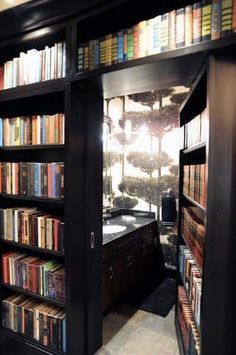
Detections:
0,194,64,204
1,283,65,308
0,144,64,151
0,239,64,258
182,193,205,212
0,327,65,355
181,234,202,276
0,79,66,103
183,142,206,154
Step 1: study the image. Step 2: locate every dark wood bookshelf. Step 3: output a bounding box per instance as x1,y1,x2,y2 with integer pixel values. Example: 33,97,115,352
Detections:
175,318,186,355
0,79,66,103
183,142,206,154
0,1,235,355
1,283,65,308
0,145,64,151
0,327,65,355
0,194,64,204
182,193,205,212
0,239,64,258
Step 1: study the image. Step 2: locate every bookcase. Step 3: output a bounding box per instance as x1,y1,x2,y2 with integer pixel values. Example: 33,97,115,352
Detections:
176,56,236,355
0,1,235,355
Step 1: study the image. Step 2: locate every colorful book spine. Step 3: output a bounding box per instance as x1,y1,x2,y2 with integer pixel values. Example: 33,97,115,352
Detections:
221,0,233,36
99,37,106,67
145,19,154,56
105,34,112,66
117,31,124,63
89,40,95,71
193,2,202,44
77,45,84,72
94,39,100,69
185,5,193,46
233,0,236,32
83,43,89,71
133,24,139,58
153,15,161,54
112,33,118,64
138,21,146,58
176,8,185,48
211,0,222,39
161,13,169,52
168,10,176,50
127,28,133,60
202,0,212,41
123,29,128,61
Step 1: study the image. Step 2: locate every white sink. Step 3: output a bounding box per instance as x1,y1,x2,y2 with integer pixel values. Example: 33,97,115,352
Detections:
103,224,127,234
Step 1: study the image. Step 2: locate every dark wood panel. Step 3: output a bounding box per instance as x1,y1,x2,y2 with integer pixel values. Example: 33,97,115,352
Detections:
202,55,236,355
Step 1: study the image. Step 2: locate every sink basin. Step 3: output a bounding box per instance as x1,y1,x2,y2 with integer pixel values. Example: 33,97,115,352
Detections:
103,224,127,234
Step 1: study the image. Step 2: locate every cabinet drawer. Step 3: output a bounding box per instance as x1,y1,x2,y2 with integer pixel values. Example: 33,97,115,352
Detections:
114,230,142,256
102,243,114,262
143,221,157,240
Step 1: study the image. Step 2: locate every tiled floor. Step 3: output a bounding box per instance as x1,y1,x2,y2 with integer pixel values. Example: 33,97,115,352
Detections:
96,305,180,355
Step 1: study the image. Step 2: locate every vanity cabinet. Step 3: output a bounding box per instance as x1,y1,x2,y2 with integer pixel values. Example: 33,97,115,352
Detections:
103,220,161,313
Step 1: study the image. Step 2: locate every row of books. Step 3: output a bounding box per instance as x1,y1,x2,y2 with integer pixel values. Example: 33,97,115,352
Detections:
0,162,64,199
0,114,65,147
2,252,65,302
179,245,202,327
182,206,204,270
78,0,236,72
0,207,64,253
0,42,66,90
178,286,200,355
183,164,206,207
2,294,66,351
184,107,209,148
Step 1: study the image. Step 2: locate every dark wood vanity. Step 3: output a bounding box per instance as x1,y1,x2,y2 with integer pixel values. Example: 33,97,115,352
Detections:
102,211,164,313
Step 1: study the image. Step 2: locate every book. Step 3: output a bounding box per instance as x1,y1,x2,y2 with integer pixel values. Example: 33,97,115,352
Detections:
233,0,236,31
185,5,193,46
105,34,112,66
153,15,161,54
117,31,124,63
221,0,233,36
111,33,118,64
176,8,185,48
127,28,133,60
168,10,176,50
138,21,146,58
212,0,222,39
161,13,169,52
202,0,212,41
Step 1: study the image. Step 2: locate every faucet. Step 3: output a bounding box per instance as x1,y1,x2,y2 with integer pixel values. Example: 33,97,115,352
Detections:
103,206,112,223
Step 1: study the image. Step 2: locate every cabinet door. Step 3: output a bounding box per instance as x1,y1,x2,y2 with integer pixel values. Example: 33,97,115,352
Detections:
125,244,143,289
112,255,127,302
142,237,155,276
102,264,113,313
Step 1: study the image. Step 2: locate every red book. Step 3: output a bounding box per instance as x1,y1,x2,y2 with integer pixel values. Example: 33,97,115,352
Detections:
233,0,236,32
2,252,17,284
47,164,52,198
133,24,139,59
0,67,3,90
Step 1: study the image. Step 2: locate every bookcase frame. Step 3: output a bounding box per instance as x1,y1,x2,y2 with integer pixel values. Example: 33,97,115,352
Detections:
0,1,235,355
177,55,236,355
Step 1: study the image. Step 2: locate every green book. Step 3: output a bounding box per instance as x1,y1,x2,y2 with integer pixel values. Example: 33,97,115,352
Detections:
127,28,133,60
221,0,232,36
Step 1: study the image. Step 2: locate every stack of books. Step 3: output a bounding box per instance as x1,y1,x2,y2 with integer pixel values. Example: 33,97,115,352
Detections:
179,245,202,327
0,42,66,90
182,206,204,270
77,0,236,72
2,294,66,351
178,286,200,355
0,162,64,199
0,114,65,146
184,107,209,148
183,163,206,207
2,252,65,302
0,207,64,253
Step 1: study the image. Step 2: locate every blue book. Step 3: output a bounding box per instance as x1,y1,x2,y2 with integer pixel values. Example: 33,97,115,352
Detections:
117,30,124,63
51,163,56,198
62,318,66,352
34,163,39,196
94,39,100,69
0,118,2,146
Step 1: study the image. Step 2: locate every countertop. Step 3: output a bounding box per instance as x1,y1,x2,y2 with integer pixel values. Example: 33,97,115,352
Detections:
103,214,156,245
